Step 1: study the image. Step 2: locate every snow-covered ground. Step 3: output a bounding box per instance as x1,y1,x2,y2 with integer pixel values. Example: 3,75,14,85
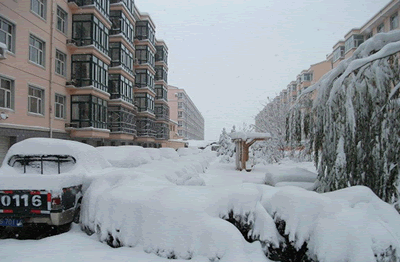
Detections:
1,148,399,262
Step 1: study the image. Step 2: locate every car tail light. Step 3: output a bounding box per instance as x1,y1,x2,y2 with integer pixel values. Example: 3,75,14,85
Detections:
52,197,61,205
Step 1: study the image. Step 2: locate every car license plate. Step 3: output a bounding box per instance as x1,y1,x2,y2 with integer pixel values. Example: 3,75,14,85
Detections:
0,218,23,227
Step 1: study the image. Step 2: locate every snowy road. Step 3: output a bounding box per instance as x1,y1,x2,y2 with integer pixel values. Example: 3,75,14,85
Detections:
0,158,314,262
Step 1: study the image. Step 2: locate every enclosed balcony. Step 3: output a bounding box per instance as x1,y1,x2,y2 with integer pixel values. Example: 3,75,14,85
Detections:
155,45,168,64
135,21,155,45
109,74,134,104
68,0,110,17
155,65,168,83
110,0,134,16
70,95,108,129
155,85,168,101
155,104,169,121
109,10,134,42
108,105,136,135
135,69,155,91
71,54,109,93
134,93,154,113
72,14,109,55
154,122,169,140
135,45,155,67
109,42,134,74
136,118,156,137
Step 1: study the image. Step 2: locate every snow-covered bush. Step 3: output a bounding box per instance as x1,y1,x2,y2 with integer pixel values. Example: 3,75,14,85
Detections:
287,30,400,205
81,177,400,261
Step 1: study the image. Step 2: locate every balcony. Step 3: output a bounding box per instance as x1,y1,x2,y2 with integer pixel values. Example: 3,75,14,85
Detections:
155,105,169,122
136,118,156,138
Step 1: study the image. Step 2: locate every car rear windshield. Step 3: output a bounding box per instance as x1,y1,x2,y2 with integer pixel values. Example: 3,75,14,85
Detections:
8,155,77,175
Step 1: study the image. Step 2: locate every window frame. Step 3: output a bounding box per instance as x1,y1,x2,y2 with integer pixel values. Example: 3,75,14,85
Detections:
0,75,14,110
28,85,44,115
54,93,66,119
31,0,47,20
0,16,15,53
29,34,46,67
55,49,67,77
377,23,385,33
56,6,67,34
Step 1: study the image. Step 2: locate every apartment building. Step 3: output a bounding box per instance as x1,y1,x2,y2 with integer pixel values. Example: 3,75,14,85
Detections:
168,86,204,140
257,0,400,128
0,0,172,161
328,0,400,68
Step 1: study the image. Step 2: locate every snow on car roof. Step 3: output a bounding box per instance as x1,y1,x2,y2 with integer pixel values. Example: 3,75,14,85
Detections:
3,138,111,170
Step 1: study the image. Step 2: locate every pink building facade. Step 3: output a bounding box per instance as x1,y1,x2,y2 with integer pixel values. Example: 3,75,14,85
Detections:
0,0,178,162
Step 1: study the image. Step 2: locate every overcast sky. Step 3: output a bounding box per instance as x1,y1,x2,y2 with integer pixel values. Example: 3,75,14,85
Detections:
137,0,390,140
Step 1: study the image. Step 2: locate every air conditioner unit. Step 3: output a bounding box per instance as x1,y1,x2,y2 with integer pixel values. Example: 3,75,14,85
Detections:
0,44,8,60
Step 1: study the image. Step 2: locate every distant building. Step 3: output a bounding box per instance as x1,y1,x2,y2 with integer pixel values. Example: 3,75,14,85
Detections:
168,86,205,140
257,0,400,123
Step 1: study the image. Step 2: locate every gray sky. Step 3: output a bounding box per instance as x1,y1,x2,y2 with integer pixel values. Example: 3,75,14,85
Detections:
138,0,390,140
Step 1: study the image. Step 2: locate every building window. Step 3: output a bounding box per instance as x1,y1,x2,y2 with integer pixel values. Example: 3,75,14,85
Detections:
178,130,183,136
55,94,65,119
377,23,385,33
31,0,46,19
178,121,182,127
0,17,15,53
135,45,155,67
365,32,373,40
178,102,183,109
344,34,364,53
135,21,155,45
28,86,44,115
391,12,399,30
56,6,67,34
109,42,134,74
0,76,13,109
332,46,344,63
71,95,107,129
72,14,109,55
178,111,183,118
134,93,154,113
301,73,313,82
109,10,134,42
71,54,108,92
135,69,154,90
109,74,133,103
29,35,45,67
55,50,66,76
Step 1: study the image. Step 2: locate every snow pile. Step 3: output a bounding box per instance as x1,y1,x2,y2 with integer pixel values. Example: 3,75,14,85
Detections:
264,165,317,189
96,146,153,168
176,147,201,157
158,148,180,160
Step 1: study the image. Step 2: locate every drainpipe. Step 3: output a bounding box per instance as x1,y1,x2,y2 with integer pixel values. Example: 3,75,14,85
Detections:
48,0,55,138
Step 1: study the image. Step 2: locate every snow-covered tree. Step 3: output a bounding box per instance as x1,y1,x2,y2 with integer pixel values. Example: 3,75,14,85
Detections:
286,31,400,206
217,128,235,163
253,98,289,163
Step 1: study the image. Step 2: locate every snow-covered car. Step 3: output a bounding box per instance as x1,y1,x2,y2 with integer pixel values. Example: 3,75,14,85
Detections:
0,138,110,230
